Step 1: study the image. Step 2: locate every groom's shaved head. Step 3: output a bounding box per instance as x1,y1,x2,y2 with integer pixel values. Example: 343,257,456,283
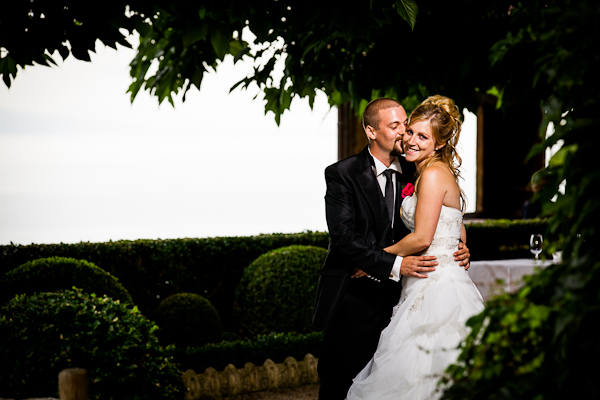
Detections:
362,98,402,131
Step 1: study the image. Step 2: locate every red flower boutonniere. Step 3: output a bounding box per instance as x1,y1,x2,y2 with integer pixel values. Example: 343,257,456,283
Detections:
402,183,415,198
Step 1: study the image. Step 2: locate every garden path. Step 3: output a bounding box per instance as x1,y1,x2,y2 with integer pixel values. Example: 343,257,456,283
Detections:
222,384,319,400
0,384,320,400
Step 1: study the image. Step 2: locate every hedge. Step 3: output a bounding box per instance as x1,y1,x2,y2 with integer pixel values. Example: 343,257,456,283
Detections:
0,232,329,330
0,222,548,330
168,332,324,372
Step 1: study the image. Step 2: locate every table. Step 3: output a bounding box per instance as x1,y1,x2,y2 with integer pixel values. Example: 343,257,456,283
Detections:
469,258,553,300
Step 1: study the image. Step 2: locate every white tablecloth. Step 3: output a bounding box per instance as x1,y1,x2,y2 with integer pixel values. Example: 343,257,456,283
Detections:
469,258,553,300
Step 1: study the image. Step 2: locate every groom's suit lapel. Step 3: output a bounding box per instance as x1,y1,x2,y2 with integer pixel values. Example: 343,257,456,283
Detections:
395,176,403,219
355,147,386,226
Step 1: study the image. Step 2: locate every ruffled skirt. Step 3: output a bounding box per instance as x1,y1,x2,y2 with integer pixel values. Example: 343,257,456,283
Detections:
346,264,484,400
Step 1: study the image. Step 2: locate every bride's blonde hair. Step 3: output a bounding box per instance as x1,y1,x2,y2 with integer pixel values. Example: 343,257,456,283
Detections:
408,95,466,211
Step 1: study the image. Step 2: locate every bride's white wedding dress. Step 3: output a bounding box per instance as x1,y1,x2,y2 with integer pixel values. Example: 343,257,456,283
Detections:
346,195,484,400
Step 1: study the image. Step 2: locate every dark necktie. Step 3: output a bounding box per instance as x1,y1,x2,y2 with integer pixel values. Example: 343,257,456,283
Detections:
383,169,395,225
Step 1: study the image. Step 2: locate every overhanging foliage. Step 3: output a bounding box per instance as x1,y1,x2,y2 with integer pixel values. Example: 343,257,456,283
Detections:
440,1,600,398
3,0,510,122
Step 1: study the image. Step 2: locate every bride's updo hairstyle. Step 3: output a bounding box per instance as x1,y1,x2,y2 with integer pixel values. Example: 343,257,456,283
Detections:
408,95,466,211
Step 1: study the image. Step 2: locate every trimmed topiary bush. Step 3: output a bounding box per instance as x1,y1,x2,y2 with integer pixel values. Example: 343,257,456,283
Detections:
0,256,133,305
155,292,222,348
0,288,183,400
235,245,327,335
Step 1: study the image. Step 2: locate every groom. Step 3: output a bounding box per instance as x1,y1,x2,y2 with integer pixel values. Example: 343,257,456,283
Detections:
312,98,470,399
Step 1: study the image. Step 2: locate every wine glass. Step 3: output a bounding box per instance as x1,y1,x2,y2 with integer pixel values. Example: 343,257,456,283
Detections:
530,234,543,261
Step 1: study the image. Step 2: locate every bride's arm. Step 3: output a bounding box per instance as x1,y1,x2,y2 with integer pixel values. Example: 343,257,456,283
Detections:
385,167,446,256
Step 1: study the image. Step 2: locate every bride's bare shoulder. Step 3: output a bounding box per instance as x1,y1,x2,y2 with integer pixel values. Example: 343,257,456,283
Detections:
421,162,454,182
419,163,459,194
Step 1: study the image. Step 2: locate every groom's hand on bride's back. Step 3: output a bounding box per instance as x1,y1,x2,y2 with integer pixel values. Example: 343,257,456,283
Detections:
400,256,438,278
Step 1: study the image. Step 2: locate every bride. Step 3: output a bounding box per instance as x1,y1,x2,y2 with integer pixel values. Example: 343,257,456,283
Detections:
346,95,484,399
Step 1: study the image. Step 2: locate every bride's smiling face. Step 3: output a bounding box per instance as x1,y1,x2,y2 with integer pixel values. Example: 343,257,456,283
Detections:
402,119,437,167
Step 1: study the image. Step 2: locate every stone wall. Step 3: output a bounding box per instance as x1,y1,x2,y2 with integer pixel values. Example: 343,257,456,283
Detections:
182,354,319,399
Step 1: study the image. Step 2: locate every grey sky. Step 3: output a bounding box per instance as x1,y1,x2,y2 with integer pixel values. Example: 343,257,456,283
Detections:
0,41,475,245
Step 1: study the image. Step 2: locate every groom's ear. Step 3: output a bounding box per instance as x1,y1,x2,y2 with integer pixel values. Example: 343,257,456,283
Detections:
365,125,377,140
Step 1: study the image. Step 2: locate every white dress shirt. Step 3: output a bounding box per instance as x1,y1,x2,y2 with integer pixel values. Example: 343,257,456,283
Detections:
368,147,403,282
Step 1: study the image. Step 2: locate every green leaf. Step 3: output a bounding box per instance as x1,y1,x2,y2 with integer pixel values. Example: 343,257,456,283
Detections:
183,25,209,47
229,76,251,93
135,21,152,37
58,45,70,61
71,46,91,62
486,86,504,109
190,67,205,90
228,39,243,56
210,29,231,59
44,54,58,67
548,144,578,167
395,0,419,31
279,88,292,112
329,90,343,106
0,55,17,87
233,44,251,63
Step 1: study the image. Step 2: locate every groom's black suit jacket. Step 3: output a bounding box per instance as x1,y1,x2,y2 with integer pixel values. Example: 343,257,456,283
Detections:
312,145,415,331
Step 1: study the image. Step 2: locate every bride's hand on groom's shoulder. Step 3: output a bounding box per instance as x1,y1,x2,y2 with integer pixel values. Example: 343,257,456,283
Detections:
400,256,438,278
